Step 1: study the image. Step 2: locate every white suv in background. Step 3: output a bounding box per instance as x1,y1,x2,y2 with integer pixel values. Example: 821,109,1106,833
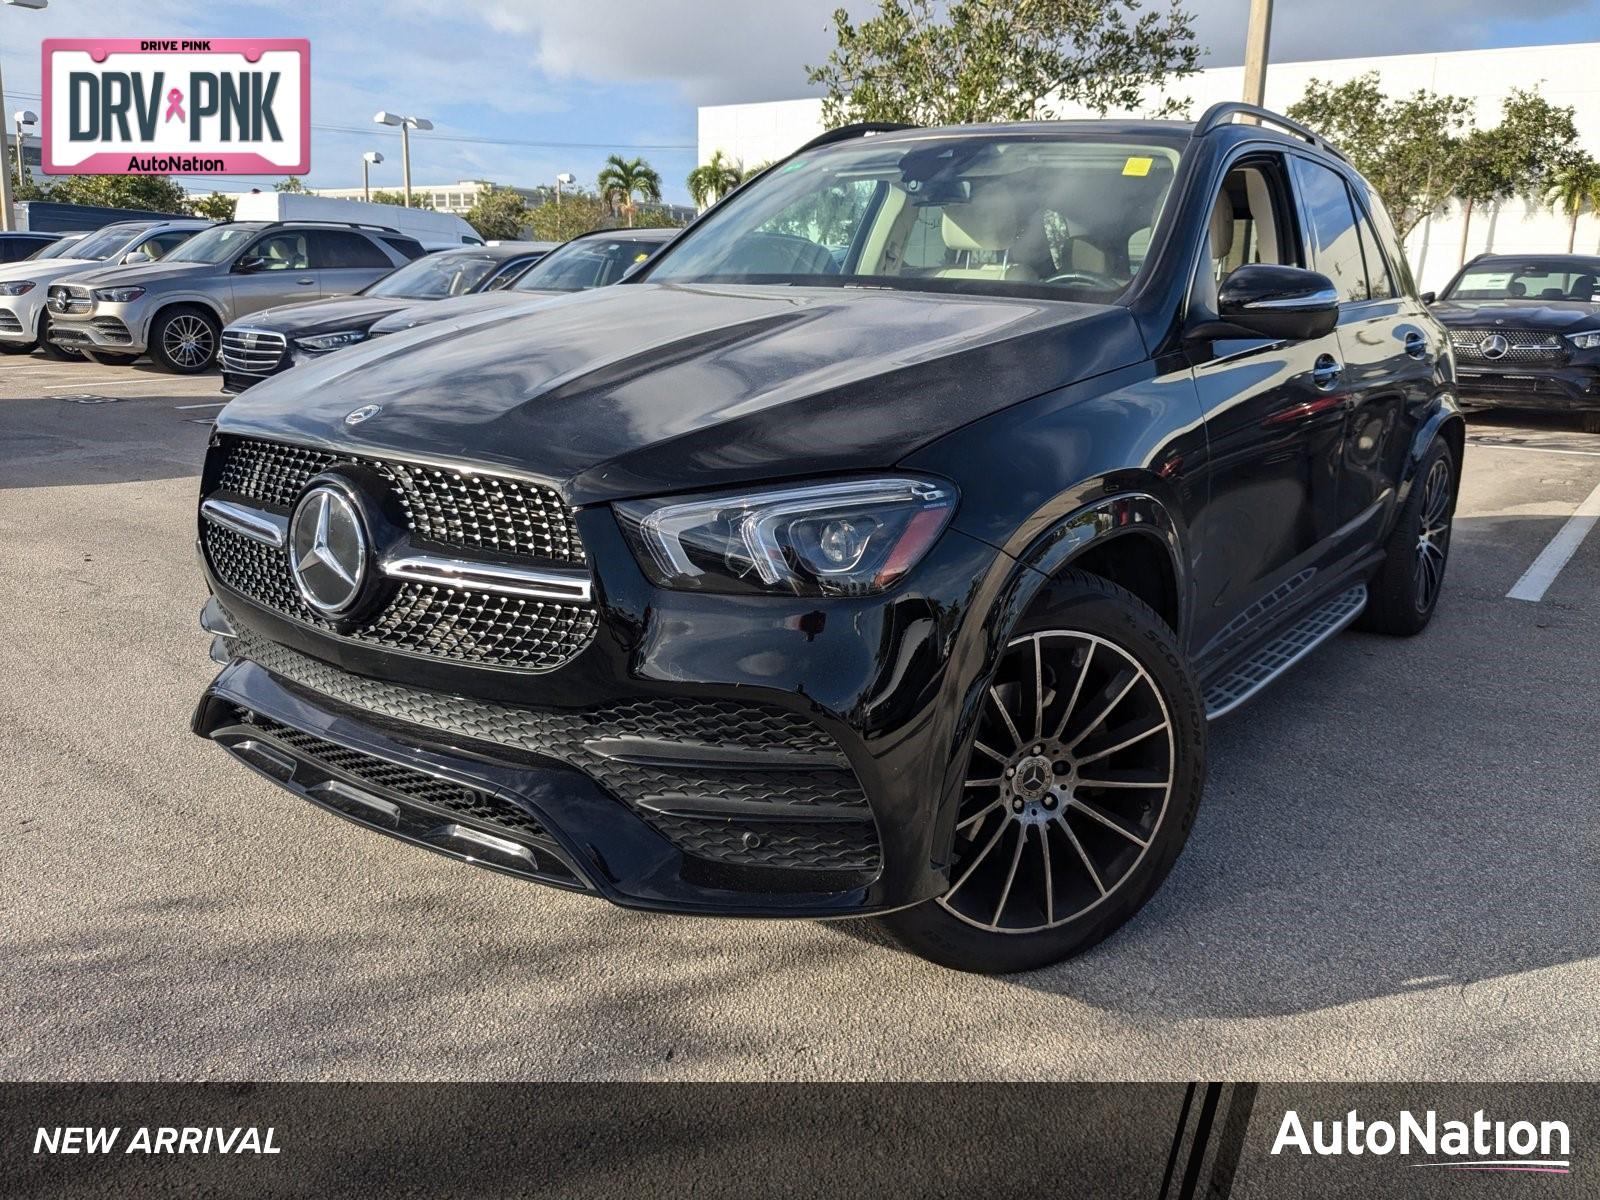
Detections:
0,219,209,359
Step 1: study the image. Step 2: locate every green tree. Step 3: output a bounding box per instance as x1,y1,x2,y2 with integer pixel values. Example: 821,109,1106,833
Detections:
369,188,435,210
465,184,530,240
1546,154,1600,253
274,176,310,193
1286,74,1472,237
597,155,662,227
45,174,189,213
806,0,1200,127
524,192,607,242
688,150,743,209
186,191,237,221
1452,89,1579,265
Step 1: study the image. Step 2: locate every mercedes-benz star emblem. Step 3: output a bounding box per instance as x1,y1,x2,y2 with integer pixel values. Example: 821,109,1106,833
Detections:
344,404,382,426
1479,333,1510,360
288,485,368,616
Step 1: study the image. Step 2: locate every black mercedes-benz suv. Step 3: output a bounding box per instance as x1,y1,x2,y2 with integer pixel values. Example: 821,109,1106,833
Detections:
192,105,1463,973
1430,253,1600,433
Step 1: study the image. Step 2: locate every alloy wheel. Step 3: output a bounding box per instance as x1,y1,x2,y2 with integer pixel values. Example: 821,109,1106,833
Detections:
164,314,215,368
1415,457,1452,612
939,630,1175,935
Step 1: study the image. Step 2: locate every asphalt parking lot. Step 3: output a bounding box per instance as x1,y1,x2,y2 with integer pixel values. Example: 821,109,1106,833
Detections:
1,356,1596,1082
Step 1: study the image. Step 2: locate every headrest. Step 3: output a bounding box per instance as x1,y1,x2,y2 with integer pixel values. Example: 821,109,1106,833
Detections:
941,189,1025,253
1209,191,1235,260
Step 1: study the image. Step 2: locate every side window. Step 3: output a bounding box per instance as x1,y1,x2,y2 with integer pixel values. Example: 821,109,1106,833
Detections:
246,233,310,270
1290,157,1368,302
1193,157,1300,313
381,235,426,261
1359,184,1416,298
143,232,193,259
1353,212,1393,300
311,231,392,269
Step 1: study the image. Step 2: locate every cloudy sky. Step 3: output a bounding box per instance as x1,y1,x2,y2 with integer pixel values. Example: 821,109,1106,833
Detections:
1,0,1594,203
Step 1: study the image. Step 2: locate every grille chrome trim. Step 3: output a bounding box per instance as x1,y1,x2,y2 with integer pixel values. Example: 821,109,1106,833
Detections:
201,498,288,548
380,552,593,603
220,327,288,375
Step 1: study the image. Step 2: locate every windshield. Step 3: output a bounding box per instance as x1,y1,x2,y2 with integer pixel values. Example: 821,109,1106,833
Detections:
163,225,261,264
512,236,661,292
29,235,88,261
1446,261,1598,303
58,224,147,262
366,251,509,299
646,134,1181,300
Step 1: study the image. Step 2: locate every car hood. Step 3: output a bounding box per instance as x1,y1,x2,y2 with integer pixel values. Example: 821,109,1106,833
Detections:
218,282,1141,506
62,260,214,288
235,294,419,337
0,256,103,284
367,288,551,334
1431,299,1600,332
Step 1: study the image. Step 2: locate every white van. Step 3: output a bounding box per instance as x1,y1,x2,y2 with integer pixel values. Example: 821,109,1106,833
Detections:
231,191,482,251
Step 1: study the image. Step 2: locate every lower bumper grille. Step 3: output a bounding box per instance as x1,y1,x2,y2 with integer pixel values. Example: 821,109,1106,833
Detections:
0,311,21,334
91,317,132,344
226,708,585,888
227,625,881,879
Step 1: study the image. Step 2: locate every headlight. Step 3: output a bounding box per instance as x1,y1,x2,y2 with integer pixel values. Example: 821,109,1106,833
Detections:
1565,330,1600,351
616,477,957,597
0,280,35,296
91,286,145,303
295,330,367,353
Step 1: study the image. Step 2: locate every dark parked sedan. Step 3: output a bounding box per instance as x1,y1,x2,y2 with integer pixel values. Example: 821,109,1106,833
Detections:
218,242,556,392
1431,253,1600,432
364,227,674,337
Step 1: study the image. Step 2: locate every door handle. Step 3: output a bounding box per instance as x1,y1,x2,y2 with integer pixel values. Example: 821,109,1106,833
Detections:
1404,330,1427,360
1311,354,1343,391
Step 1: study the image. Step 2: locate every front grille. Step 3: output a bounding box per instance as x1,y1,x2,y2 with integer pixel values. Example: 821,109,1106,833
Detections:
0,311,21,334
1449,328,1566,363
47,284,92,314
214,436,584,565
205,524,597,670
1456,373,1571,397
229,625,881,877
236,711,581,886
221,329,287,376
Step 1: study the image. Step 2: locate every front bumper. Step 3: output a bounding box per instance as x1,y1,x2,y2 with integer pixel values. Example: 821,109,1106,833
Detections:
46,297,152,354
0,295,41,343
194,505,1016,918
1455,362,1600,413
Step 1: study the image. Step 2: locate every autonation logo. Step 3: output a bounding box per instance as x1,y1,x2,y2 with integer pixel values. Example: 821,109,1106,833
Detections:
1273,1108,1571,1175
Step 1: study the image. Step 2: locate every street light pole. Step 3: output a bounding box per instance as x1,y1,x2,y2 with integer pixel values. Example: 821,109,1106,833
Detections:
375,111,433,208
362,151,383,202
15,109,37,191
1,1,51,231
1241,0,1273,108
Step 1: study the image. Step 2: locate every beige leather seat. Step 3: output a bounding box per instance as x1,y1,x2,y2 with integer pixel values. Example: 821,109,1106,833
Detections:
1208,190,1234,277
935,190,1038,282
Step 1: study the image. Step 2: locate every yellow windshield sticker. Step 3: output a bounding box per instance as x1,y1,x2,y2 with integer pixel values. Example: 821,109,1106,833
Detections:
1122,156,1154,177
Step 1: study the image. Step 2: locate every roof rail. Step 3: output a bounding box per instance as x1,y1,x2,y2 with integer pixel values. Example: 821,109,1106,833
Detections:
255,219,403,234
1192,102,1348,163
793,121,920,155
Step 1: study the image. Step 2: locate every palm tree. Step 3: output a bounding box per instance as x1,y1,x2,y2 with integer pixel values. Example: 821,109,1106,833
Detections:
687,150,743,210
597,155,663,228
1546,154,1600,253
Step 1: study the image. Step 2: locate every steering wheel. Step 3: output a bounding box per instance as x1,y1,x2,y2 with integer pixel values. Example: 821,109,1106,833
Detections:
1044,269,1123,290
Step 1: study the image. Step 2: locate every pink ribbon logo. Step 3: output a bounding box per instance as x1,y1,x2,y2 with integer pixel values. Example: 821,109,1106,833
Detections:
164,88,185,123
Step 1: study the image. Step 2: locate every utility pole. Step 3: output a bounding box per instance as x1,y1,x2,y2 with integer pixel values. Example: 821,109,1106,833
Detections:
1241,0,1273,108
0,59,14,231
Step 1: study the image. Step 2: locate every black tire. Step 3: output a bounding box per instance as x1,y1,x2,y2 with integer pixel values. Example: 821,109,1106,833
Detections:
1581,411,1600,436
36,313,80,360
83,351,141,366
0,339,32,354
1357,438,1456,636
148,306,219,373
875,569,1207,974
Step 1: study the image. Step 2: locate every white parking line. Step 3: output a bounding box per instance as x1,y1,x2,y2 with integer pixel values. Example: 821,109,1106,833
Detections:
174,401,228,410
1468,440,1600,459
1506,476,1600,602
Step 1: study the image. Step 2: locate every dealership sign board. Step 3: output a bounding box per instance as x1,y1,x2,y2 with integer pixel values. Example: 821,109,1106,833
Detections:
42,39,309,175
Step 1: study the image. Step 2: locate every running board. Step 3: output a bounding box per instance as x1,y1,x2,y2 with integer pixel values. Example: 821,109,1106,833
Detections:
1204,584,1367,720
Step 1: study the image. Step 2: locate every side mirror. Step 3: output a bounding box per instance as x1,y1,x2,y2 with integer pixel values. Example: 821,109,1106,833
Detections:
1420,291,1437,304
1213,264,1340,341
234,256,268,274
121,249,153,265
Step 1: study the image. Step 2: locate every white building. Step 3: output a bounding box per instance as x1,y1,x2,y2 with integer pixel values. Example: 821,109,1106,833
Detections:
260,179,547,215
698,42,1600,292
